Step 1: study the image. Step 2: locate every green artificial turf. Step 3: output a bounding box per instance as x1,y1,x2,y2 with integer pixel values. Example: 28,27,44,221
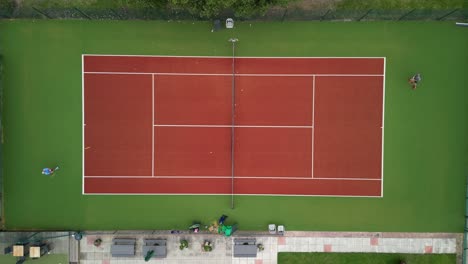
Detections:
0,254,67,264
278,252,456,264
0,20,467,231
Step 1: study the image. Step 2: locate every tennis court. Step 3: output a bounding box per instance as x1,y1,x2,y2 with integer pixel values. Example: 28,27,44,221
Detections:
2,20,467,231
83,55,385,197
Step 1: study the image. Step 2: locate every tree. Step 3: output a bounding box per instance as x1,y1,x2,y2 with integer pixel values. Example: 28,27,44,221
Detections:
143,0,295,18
139,0,169,8
231,0,292,17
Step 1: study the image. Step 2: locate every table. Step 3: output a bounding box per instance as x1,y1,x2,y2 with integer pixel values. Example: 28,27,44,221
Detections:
30,246,41,258
233,245,257,258
13,245,24,257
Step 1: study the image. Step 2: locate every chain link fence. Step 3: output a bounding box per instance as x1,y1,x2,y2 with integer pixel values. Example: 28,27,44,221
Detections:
464,177,468,264
0,54,3,230
0,6,466,21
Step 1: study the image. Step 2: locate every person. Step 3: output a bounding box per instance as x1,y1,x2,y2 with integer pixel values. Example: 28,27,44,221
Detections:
189,223,200,233
218,214,228,225
408,73,422,90
42,166,59,176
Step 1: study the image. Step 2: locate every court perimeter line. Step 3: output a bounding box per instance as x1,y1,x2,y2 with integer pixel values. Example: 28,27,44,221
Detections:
312,75,316,179
83,54,386,60
83,56,385,197
82,54,85,195
381,57,386,198
83,192,382,198
152,74,155,177
84,176,381,180
84,72,385,77
154,124,313,128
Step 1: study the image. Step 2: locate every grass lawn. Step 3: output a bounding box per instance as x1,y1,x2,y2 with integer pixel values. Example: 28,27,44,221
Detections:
278,252,456,264
0,254,67,264
0,20,467,231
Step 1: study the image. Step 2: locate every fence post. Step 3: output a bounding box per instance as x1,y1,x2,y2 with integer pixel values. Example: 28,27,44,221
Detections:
32,7,52,19
437,8,460,20
357,9,372,21
398,9,416,20
281,8,288,22
74,7,92,20
320,9,331,21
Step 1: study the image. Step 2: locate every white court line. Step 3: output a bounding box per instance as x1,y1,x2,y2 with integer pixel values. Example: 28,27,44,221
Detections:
83,54,386,59
152,74,155,177
82,55,386,197
311,177,382,181
154,124,313,128
84,71,384,77
82,192,381,198
86,176,155,178
85,72,153,75
82,54,85,195
312,75,316,179
84,175,381,180
381,57,386,198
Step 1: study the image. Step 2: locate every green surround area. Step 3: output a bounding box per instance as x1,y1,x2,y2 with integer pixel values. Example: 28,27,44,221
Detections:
0,254,68,264
278,252,457,264
0,20,467,231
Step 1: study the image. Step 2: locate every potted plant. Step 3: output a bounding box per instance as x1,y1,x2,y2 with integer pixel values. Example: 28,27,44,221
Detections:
179,239,189,250
93,238,102,247
257,244,264,251
202,241,213,252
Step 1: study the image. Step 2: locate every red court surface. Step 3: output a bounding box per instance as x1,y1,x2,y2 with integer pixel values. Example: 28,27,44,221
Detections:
83,55,385,197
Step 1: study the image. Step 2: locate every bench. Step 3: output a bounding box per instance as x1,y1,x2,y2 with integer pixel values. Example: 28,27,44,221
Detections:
142,239,167,258
111,238,136,257
233,238,257,258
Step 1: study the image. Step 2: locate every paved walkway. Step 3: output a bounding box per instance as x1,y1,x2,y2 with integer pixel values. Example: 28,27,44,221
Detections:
78,231,463,264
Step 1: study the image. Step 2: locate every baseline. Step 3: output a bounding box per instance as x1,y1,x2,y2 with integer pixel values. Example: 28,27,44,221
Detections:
84,176,381,180
84,72,384,77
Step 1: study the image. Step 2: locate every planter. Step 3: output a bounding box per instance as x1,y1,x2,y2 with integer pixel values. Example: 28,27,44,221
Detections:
257,244,264,251
202,241,213,252
180,239,189,250
93,238,102,247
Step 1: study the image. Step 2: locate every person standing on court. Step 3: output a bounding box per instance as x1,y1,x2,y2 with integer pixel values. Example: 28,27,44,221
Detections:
42,166,59,176
408,73,422,90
